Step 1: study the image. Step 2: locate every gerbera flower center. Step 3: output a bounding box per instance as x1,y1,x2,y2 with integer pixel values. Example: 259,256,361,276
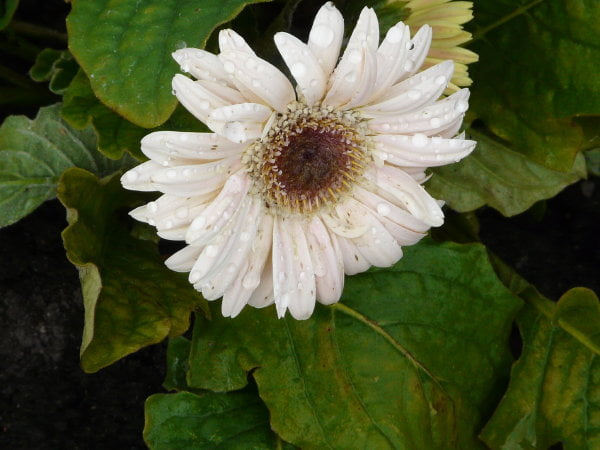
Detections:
244,102,371,215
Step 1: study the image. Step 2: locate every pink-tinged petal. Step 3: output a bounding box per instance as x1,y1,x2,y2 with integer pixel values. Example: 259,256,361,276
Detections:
368,88,470,136
219,50,295,113
148,158,241,197
172,48,232,87
307,216,344,305
323,7,379,107
207,103,272,143
121,160,163,191
274,32,327,106
272,217,317,320
367,166,444,227
185,171,250,246
141,131,245,165
307,2,344,77
362,60,454,116
336,235,370,275
374,132,476,167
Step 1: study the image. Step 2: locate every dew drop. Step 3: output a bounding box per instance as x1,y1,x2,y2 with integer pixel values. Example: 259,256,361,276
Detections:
430,117,441,127
381,123,391,131
251,78,261,87
278,271,286,282
199,100,210,110
164,220,174,229
345,71,357,83
175,206,188,219
376,203,391,216
189,271,201,283
455,100,468,113
407,89,421,100
404,61,414,72
242,272,260,290
166,169,177,179
309,25,335,48
223,61,235,73
192,216,206,230
147,201,158,213
435,75,446,85
348,49,362,64
406,42,415,51
291,62,307,78
240,231,251,242
411,133,428,148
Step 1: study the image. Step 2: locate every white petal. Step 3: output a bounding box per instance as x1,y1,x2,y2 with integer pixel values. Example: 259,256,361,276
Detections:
172,74,232,123
141,131,245,165
165,245,204,272
374,132,476,168
368,166,444,227
396,25,433,82
219,29,256,55
307,216,344,305
201,198,262,303
172,48,232,86
353,186,428,246
219,50,295,113
189,197,252,290
336,235,370,275
272,217,316,320
207,103,272,143
370,23,410,101
197,80,246,105
185,171,250,246
247,256,275,308
342,47,378,109
274,32,327,106
307,2,344,77
343,198,403,267
129,193,214,231
362,60,454,116
323,7,379,107
149,158,240,197
368,88,470,136
239,213,274,295
121,160,163,191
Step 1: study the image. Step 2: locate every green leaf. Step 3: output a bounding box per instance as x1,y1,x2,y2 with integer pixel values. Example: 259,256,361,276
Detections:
57,168,206,372
187,240,522,448
0,104,120,228
67,0,270,128
427,127,586,216
469,0,600,171
62,69,208,160
585,148,600,177
144,389,294,450
29,48,79,95
0,0,19,30
163,336,193,392
481,287,600,449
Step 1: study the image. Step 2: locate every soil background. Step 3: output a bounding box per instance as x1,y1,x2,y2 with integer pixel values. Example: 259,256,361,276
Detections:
1,1,600,448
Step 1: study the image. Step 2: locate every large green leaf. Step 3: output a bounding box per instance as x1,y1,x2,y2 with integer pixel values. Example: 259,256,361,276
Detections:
427,127,587,216
67,0,270,128
57,168,206,372
62,69,208,160
469,0,600,171
0,104,120,228
144,390,294,450
481,287,600,449
187,240,522,448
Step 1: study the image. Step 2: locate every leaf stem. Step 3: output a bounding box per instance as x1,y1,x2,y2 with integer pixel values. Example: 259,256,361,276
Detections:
0,63,37,88
470,0,545,43
8,20,68,44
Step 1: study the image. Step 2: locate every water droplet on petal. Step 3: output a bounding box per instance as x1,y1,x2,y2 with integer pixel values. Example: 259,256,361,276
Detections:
199,100,210,110
166,169,177,179
206,245,219,257
348,49,362,64
407,89,421,100
223,61,235,73
345,71,357,83
376,203,391,216
175,207,188,219
240,231,251,242
412,133,428,148
386,26,403,44
147,201,158,213
192,216,206,230
435,75,446,85
291,62,307,78
404,61,414,72
242,272,260,290
430,117,441,127
309,25,334,47
455,100,468,113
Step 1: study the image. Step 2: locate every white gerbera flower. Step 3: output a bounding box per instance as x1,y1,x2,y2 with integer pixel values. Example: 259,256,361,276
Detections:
121,2,476,320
